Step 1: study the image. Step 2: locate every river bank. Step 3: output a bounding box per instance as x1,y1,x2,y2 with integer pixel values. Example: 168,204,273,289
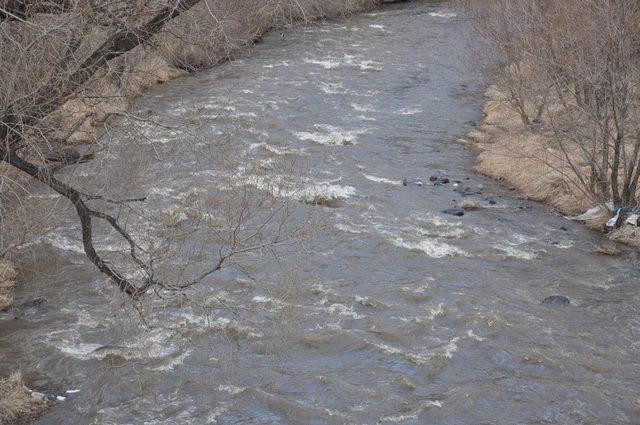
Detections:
462,85,640,249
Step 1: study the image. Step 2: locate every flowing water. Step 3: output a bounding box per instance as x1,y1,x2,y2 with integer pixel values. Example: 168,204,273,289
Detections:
2,1,640,424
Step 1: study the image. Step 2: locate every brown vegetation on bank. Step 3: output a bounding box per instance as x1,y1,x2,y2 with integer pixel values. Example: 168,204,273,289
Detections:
0,373,45,424
0,259,16,310
460,0,640,247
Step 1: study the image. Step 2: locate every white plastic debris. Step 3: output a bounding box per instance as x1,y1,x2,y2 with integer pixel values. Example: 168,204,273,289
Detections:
570,205,611,221
56,395,66,402
31,391,45,400
626,214,638,226
606,209,621,228
66,389,80,394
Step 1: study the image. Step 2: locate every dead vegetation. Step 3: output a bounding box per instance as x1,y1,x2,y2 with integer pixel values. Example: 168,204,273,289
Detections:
0,259,16,310
0,373,45,425
459,0,640,246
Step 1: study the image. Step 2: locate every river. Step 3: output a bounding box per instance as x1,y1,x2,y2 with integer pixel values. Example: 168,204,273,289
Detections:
2,1,640,424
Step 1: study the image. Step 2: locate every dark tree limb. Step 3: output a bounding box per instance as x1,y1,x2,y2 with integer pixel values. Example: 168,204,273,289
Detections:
0,0,205,297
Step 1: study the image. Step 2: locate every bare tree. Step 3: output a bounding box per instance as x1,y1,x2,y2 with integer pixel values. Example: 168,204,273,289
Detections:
461,0,640,210
0,0,330,300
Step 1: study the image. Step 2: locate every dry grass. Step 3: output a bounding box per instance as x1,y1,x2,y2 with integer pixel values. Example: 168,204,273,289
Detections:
467,85,640,246
0,373,46,425
0,260,17,311
472,86,597,215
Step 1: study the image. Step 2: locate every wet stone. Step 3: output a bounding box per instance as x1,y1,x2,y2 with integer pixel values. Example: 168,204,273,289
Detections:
454,185,481,196
403,178,424,187
443,207,465,217
541,295,570,306
17,297,47,309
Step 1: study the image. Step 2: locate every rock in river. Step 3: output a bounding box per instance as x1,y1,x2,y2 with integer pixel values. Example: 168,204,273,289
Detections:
541,295,570,306
403,178,424,187
443,207,465,217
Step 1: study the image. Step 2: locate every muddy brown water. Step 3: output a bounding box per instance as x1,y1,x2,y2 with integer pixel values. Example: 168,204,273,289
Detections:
2,2,640,424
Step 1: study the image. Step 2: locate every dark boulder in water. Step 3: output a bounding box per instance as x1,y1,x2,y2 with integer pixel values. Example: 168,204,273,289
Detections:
17,297,47,309
443,207,465,217
541,295,570,306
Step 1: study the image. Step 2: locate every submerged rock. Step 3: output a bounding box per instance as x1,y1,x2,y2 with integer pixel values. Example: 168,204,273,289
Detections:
443,207,465,217
17,297,47,310
541,295,570,306
454,185,481,196
403,178,424,187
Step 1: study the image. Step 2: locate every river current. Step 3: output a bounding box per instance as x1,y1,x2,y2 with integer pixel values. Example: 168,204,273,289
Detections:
2,1,640,424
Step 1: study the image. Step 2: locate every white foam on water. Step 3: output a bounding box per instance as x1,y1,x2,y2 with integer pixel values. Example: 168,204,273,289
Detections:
207,404,230,424
154,349,193,371
391,237,467,258
352,60,383,71
442,337,460,358
428,303,445,319
294,125,368,146
351,103,379,113
57,341,104,360
328,303,366,319
248,142,303,156
40,233,86,254
429,11,457,18
41,233,129,255
334,222,368,234
492,244,538,260
362,173,401,186
395,108,423,115
379,413,419,423
467,329,485,342
241,173,356,204
368,24,386,30
318,82,348,95
370,341,430,365
304,58,341,69
217,385,245,395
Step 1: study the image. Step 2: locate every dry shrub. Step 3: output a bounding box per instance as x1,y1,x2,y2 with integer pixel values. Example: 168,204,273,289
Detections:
473,86,592,216
0,259,17,310
461,0,640,214
0,373,46,424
